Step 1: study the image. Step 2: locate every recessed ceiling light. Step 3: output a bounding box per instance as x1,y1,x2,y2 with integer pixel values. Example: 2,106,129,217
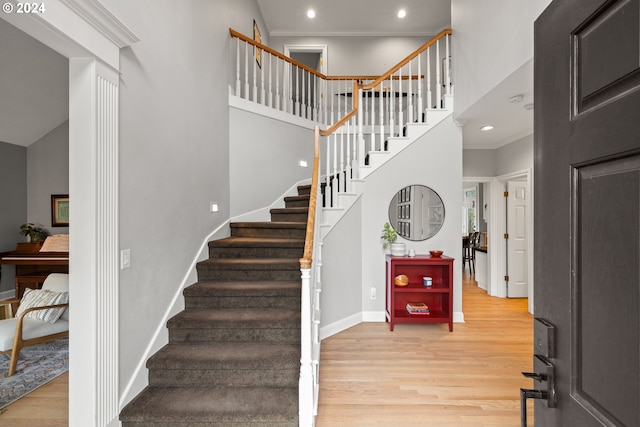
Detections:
480,125,495,131
307,9,316,19
397,9,407,18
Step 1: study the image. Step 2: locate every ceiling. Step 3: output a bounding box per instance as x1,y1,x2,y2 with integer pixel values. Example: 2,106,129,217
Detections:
257,0,533,149
0,18,68,147
257,0,451,37
1,1,532,149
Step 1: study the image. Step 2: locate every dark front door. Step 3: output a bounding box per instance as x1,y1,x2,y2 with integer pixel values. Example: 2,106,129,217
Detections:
534,0,640,425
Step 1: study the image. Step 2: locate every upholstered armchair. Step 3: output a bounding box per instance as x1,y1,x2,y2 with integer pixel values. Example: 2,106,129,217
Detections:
0,273,69,376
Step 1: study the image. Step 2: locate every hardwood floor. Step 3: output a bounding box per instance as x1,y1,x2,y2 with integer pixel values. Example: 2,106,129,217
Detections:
316,272,534,426
0,273,533,426
0,371,68,426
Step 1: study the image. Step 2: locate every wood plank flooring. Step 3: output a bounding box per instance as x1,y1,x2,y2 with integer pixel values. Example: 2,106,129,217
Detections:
315,273,534,426
0,273,533,426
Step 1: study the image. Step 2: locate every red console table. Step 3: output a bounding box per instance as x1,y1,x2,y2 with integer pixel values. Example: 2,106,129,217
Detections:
385,254,453,331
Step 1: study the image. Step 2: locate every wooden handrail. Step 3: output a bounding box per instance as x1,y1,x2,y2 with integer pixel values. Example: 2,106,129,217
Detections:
299,127,320,269
230,28,327,79
361,28,452,91
230,28,421,83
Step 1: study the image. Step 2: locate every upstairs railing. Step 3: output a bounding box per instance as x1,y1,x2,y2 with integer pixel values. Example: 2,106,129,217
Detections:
229,28,452,427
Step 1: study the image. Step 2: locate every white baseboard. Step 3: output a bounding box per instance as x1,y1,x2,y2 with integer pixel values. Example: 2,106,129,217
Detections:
454,311,465,323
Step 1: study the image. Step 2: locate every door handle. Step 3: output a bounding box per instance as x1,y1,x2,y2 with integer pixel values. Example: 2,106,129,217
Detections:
520,355,557,427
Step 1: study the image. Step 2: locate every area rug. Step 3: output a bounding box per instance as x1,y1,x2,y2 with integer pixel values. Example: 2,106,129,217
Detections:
0,337,68,409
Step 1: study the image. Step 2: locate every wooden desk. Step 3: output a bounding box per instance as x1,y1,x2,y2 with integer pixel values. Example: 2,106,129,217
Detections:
0,250,69,298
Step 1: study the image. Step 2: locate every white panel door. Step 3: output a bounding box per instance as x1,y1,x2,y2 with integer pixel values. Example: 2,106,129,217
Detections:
507,181,528,298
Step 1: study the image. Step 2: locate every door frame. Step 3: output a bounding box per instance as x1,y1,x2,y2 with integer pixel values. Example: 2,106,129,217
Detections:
464,169,534,314
497,169,533,312
1,6,137,426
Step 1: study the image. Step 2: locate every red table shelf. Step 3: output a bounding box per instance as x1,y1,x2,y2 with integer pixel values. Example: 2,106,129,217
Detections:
385,254,454,331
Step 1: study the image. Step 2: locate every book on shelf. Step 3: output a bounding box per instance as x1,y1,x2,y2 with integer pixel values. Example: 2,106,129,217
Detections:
406,302,430,314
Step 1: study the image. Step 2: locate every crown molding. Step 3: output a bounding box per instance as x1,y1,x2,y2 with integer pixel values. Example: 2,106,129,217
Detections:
60,0,139,47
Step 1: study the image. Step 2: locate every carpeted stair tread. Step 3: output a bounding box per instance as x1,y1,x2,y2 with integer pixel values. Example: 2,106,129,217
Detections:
208,237,305,248
284,194,310,207
184,280,300,297
231,221,306,228
168,308,300,329
197,258,301,270
120,386,297,425
148,342,300,370
297,184,311,195
269,207,308,214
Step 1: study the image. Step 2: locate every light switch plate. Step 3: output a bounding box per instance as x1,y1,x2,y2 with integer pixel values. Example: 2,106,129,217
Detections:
121,249,131,269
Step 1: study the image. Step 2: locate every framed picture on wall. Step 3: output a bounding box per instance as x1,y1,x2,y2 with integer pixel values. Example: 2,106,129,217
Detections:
51,194,69,227
253,19,262,68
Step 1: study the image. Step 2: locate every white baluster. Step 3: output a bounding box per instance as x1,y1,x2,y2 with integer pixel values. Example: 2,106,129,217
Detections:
244,41,249,100
408,61,413,123
370,85,375,149
426,46,432,113
275,59,280,111
301,70,306,118
436,39,442,109
389,75,395,139
378,80,384,151
267,53,272,108
445,35,451,95
289,63,294,114
345,116,350,192
339,124,344,194
295,66,300,116
252,44,257,102
358,88,364,175
398,68,403,135
260,51,265,105
235,38,241,96
330,80,334,125
417,52,423,122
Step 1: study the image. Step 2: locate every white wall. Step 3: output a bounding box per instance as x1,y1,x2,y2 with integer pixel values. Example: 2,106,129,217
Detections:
270,35,428,75
101,0,269,404
320,198,364,335
0,142,26,292
495,134,533,177
229,105,314,217
359,115,463,322
451,0,552,118
27,121,69,235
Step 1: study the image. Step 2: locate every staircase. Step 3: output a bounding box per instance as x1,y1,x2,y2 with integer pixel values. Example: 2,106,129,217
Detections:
119,186,311,426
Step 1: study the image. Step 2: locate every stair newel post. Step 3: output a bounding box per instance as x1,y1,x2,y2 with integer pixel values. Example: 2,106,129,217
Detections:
298,263,313,427
417,51,423,123
426,46,432,114
436,38,442,109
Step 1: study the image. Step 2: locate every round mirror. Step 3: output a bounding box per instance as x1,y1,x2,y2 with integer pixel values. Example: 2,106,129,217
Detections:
388,185,445,241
